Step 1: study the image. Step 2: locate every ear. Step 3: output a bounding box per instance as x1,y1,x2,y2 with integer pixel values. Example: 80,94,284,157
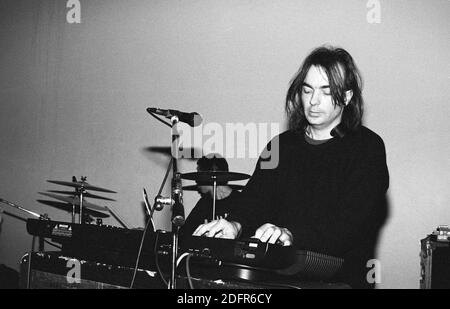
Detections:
344,90,353,106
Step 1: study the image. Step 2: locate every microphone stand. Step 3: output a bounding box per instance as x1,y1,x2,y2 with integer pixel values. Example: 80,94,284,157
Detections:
169,116,185,289
147,109,186,289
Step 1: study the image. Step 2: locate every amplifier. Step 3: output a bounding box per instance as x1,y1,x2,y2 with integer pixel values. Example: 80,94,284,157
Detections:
420,225,450,289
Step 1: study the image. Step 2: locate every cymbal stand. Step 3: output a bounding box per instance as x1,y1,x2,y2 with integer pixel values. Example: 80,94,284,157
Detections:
71,202,76,223
78,176,87,224
212,178,217,220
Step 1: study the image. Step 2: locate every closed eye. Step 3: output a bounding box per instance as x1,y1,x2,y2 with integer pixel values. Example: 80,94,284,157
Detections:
302,87,312,94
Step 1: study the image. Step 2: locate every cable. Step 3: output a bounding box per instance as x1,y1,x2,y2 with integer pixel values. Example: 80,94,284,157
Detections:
154,231,169,287
129,217,153,288
142,188,156,232
185,253,195,289
176,252,190,268
157,158,173,197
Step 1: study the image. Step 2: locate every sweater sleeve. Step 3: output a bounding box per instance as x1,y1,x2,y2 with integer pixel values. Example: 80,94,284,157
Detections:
179,198,206,238
228,136,282,237
293,134,389,256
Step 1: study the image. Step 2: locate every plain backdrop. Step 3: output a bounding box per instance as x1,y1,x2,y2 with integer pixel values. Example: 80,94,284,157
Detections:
0,0,449,289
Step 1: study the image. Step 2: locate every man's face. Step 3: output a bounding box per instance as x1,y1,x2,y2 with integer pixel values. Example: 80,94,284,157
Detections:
301,65,344,132
196,166,212,195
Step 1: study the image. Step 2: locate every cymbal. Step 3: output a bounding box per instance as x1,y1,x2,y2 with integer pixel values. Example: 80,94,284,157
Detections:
47,190,116,201
37,200,110,218
181,171,250,183
182,184,245,191
47,180,117,193
38,192,107,212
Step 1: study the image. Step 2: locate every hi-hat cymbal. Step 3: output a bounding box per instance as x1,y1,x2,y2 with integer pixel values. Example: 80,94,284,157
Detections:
181,171,250,183
182,184,245,191
47,180,117,193
47,190,116,201
37,200,110,218
38,192,107,212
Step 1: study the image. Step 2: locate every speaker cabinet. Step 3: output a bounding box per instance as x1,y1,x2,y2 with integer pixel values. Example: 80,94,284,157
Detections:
420,227,450,289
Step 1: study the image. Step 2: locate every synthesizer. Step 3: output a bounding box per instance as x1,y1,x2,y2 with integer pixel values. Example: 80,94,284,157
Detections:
26,219,296,270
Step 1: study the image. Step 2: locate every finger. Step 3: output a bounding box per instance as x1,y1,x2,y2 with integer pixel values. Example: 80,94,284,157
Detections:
268,228,282,244
259,226,275,243
193,220,216,236
278,231,293,246
192,225,207,236
211,219,236,238
254,223,272,239
206,219,228,237
220,232,235,239
193,222,207,236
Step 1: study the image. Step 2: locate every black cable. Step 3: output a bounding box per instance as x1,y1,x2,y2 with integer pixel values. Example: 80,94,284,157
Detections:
157,157,173,198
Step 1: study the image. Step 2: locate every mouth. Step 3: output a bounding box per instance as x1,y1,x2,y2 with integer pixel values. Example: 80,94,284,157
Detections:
308,111,322,117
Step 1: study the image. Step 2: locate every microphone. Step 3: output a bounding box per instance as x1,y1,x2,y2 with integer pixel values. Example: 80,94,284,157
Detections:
147,107,202,127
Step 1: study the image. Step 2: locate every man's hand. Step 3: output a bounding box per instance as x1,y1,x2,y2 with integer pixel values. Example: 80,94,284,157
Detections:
253,223,293,246
192,218,241,239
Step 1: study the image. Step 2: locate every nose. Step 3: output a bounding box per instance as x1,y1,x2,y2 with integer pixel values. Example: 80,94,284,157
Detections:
309,90,320,106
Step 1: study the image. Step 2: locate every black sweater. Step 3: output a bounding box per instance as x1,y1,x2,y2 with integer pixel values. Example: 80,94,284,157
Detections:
230,126,389,288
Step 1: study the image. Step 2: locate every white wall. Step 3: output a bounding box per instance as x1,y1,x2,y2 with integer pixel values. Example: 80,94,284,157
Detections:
0,0,449,289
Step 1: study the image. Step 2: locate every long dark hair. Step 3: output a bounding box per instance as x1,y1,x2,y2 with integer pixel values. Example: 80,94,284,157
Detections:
286,46,364,133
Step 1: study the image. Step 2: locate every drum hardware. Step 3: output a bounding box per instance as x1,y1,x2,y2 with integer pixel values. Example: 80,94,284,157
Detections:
0,198,49,221
181,171,250,183
46,190,116,201
36,200,109,225
46,177,116,224
46,178,117,193
38,192,106,212
181,171,250,220
103,205,129,229
182,184,245,192
0,197,50,251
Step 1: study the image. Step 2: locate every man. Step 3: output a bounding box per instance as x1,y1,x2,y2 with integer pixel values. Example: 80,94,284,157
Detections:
179,154,241,240
193,46,389,288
